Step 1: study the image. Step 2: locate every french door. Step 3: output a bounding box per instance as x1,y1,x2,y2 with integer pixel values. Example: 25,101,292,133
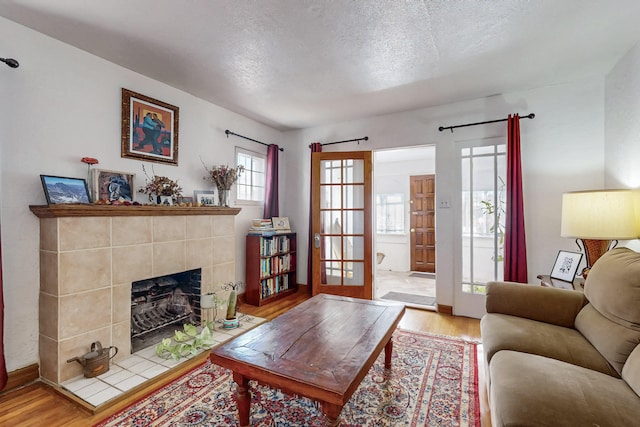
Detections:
311,151,373,299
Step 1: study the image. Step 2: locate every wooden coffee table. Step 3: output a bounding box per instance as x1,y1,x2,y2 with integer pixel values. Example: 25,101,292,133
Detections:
210,294,405,426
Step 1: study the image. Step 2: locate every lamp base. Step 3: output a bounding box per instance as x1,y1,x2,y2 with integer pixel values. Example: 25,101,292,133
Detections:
578,239,612,278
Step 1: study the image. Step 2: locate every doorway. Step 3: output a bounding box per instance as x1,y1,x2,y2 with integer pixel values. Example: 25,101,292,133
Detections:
373,146,436,309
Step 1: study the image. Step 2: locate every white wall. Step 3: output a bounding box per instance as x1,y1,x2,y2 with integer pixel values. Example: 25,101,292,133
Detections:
282,78,606,318
0,18,282,372
605,40,640,189
605,39,640,252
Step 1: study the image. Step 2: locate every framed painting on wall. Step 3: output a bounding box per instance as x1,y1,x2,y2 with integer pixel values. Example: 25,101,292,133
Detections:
121,88,179,165
93,169,135,202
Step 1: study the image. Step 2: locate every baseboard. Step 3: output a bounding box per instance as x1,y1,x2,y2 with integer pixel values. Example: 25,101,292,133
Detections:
437,304,453,315
1,363,40,393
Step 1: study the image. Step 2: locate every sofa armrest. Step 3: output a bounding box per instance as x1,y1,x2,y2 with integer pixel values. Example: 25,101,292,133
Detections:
486,281,587,328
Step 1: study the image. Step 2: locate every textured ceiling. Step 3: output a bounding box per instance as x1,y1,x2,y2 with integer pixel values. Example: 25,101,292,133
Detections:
2,0,640,131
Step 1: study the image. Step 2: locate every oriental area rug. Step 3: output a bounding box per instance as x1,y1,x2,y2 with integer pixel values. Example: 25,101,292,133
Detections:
95,329,480,426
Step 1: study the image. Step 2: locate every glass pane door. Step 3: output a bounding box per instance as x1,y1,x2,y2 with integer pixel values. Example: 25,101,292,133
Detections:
311,152,372,299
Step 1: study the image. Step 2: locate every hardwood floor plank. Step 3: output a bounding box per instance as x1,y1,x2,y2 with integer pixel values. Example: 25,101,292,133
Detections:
0,290,488,427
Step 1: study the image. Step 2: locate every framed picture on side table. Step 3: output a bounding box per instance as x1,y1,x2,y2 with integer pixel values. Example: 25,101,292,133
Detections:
550,250,583,282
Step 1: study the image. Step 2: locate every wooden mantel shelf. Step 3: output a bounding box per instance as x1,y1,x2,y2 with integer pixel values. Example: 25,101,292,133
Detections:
29,204,242,218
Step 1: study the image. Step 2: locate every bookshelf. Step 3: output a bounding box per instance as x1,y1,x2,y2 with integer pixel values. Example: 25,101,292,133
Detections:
245,232,297,306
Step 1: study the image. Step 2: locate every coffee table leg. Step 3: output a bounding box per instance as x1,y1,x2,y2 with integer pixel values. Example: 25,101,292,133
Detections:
322,402,343,427
232,372,250,427
384,337,394,369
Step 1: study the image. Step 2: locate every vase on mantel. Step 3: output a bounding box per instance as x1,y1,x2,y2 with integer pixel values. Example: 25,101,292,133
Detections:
217,188,230,207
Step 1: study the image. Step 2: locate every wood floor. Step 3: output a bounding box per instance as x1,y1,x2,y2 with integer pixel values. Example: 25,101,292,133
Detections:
0,290,488,426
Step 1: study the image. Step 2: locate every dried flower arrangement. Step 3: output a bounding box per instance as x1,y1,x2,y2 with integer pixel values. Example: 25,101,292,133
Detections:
202,160,244,190
138,164,183,202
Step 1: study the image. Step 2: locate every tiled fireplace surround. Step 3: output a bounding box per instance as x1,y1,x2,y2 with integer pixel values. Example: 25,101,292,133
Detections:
32,206,240,385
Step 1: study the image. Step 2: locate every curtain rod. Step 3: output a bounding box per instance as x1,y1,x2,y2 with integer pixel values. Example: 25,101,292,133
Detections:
225,129,284,151
308,136,369,148
438,113,535,133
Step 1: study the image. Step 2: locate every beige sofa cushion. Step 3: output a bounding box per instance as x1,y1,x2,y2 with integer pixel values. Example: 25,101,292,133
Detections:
576,303,640,376
575,248,640,375
584,247,640,328
481,313,617,376
490,351,640,427
622,344,640,397
485,281,586,328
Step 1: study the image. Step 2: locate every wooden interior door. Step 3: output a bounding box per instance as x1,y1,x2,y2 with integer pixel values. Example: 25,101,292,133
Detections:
410,174,436,273
311,151,373,299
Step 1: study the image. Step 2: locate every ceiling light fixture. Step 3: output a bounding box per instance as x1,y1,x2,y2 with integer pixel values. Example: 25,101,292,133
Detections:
1,58,19,68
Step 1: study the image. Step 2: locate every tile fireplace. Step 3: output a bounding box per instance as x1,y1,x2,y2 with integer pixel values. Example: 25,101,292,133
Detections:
30,205,241,385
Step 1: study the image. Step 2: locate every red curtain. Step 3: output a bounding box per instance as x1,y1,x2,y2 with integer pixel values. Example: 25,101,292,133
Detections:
262,144,279,219
307,143,322,294
0,232,7,390
504,114,528,282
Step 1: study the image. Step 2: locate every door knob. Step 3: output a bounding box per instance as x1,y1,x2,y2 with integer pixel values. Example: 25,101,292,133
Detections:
410,228,415,233
314,233,321,248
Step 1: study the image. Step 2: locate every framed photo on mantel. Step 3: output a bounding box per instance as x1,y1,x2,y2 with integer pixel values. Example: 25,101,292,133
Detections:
40,175,91,204
121,88,179,165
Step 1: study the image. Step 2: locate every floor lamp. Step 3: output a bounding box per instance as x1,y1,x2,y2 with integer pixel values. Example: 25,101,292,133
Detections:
561,189,639,278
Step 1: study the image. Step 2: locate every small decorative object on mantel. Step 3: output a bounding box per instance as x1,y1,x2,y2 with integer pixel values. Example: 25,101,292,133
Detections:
201,159,244,207
138,164,182,204
81,157,99,199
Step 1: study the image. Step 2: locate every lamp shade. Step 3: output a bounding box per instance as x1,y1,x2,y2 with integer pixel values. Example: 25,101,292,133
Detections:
561,189,639,239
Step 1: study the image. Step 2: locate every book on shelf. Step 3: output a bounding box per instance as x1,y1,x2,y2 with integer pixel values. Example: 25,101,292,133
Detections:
248,218,276,235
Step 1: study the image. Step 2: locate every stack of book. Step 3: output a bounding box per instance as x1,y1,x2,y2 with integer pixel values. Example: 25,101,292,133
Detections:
248,219,276,236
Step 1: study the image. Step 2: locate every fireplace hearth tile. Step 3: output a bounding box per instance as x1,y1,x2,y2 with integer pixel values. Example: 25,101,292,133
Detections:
112,245,153,285
125,359,157,375
139,364,169,379
186,216,212,239
152,241,186,277
113,374,147,392
98,369,131,386
112,217,152,246
60,217,111,251
59,248,111,294
153,216,186,242
60,314,267,409
84,386,122,407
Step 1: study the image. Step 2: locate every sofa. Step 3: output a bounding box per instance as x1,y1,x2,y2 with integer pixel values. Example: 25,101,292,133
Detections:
480,247,640,426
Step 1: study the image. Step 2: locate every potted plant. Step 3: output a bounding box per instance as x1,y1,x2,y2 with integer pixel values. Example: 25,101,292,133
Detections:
155,322,216,360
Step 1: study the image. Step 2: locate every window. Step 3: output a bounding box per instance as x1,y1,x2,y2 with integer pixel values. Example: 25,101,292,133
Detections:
236,148,265,203
461,143,506,295
376,193,405,234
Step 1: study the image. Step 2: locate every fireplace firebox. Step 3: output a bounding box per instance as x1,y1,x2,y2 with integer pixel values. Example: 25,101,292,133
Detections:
130,269,201,353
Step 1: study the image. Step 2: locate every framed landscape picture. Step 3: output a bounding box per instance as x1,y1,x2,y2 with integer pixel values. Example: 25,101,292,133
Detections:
93,169,135,202
550,250,583,282
40,175,91,204
121,88,179,165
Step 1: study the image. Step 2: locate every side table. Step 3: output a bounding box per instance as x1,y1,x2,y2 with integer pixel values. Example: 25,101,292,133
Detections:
537,274,584,291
